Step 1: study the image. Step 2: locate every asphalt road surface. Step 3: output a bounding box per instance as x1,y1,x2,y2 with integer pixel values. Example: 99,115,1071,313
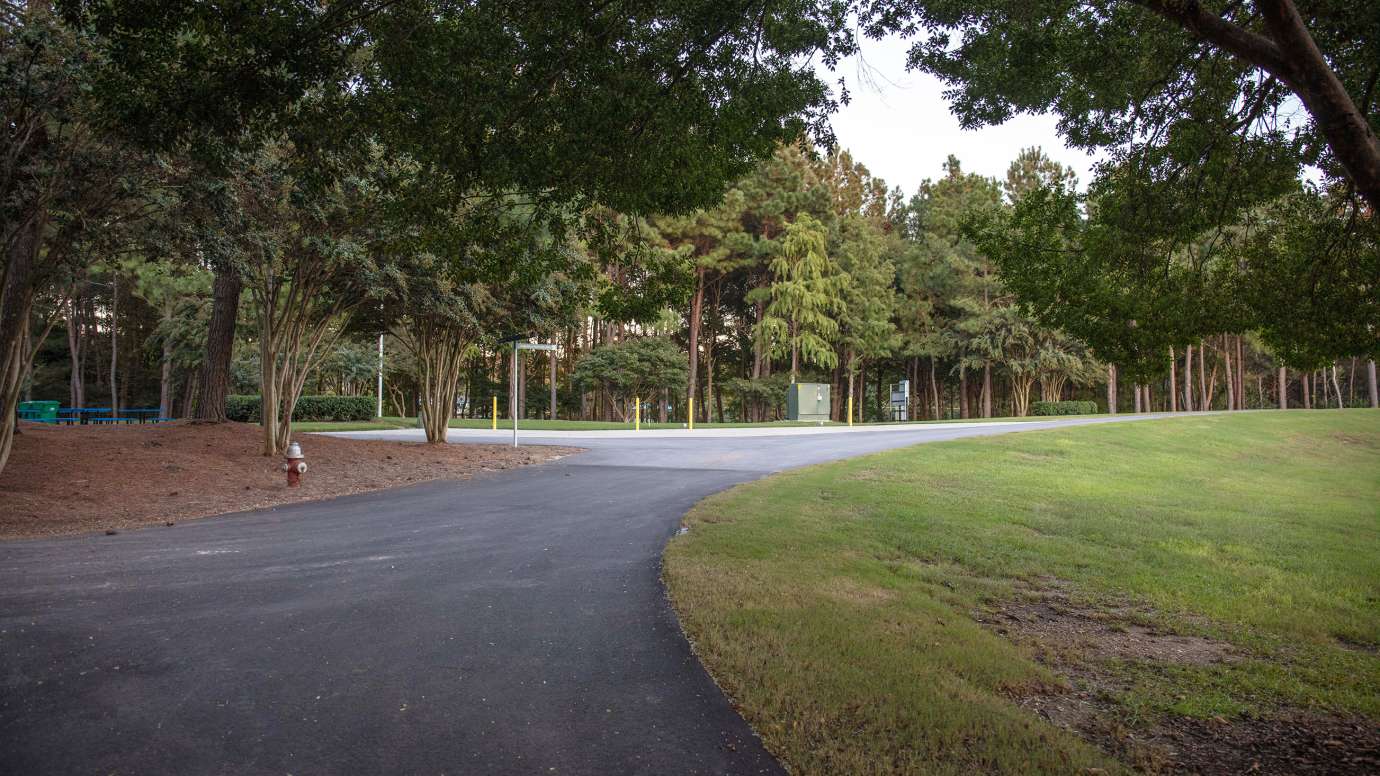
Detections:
0,415,1166,775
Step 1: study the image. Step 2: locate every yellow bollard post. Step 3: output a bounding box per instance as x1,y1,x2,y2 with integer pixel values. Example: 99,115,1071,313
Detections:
635,396,640,431
688,397,694,430
848,395,853,427
491,396,498,430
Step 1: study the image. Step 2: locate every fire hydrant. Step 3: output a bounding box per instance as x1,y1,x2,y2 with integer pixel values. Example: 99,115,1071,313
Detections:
282,441,308,487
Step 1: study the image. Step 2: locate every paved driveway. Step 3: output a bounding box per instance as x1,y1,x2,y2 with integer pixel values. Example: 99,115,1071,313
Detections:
0,415,1165,774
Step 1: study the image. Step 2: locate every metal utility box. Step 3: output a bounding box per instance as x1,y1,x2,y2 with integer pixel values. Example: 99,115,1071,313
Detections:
786,382,831,422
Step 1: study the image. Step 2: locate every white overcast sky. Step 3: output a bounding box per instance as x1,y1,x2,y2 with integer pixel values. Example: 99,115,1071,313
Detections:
817,34,1103,197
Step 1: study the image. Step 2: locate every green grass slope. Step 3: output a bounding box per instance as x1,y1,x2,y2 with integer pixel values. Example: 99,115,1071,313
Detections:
664,411,1380,774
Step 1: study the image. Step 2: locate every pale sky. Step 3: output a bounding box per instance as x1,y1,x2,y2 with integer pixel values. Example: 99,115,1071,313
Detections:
817,34,1102,197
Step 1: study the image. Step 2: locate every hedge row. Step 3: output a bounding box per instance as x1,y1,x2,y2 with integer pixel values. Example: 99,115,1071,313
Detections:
1030,400,1099,416
226,395,375,423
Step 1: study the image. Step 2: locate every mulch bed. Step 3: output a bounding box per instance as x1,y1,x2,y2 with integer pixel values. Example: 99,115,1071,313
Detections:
0,421,577,540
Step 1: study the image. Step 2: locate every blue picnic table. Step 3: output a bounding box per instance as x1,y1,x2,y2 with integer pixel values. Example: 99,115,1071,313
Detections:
20,406,175,425
57,408,111,425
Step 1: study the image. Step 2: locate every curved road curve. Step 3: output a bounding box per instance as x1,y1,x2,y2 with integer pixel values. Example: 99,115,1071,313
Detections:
0,415,1167,774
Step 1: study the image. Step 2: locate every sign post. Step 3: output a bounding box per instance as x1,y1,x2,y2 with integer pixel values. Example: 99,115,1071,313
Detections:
512,341,558,447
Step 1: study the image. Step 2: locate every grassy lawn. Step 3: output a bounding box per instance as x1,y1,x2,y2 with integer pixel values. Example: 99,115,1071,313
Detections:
664,411,1380,774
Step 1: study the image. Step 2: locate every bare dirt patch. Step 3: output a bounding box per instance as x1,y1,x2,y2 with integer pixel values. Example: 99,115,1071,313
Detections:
985,582,1379,774
0,421,578,540
1153,712,1380,775
986,584,1239,667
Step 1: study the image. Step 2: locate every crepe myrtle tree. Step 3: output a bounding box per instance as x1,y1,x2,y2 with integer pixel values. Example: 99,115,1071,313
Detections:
572,337,689,423
214,143,405,456
387,198,590,444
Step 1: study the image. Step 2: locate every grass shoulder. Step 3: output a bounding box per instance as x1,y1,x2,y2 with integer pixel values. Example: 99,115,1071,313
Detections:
663,411,1380,774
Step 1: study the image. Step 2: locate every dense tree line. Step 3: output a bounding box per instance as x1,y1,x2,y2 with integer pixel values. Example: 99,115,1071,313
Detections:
4,1,1377,477
555,142,1379,426
0,0,855,469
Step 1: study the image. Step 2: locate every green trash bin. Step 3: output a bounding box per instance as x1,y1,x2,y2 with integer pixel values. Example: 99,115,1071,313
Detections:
17,400,59,422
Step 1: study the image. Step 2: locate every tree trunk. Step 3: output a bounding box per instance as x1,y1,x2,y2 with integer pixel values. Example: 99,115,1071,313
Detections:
959,366,969,419
1278,366,1288,409
193,269,242,422
1223,339,1235,411
1330,364,1343,409
1303,370,1312,409
1182,344,1193,411
1368,360,1378,409
1347,357,1356,406
159,325,173,417
1255,0,1380,212
981,361,992,418
1237,336,1247,408
1140,0,1380,211
703,325,715,425
1168,347,1178,412
549,352,557,420
846,353,856,424
875,364,885,420
1133,383,1142,413
0,210,44,474
930,358,940,419
181,372,198,418
109,274,119,415
687,265,704,410
1107,363,1117,414
67,298,85,408
1197,341,1208,411
1012,375,1034,417
258,316,279,456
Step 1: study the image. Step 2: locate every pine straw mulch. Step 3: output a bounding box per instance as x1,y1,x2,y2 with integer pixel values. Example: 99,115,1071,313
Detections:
0,421,577,540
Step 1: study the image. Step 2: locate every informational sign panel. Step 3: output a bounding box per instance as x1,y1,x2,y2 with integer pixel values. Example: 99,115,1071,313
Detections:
889,380,910,421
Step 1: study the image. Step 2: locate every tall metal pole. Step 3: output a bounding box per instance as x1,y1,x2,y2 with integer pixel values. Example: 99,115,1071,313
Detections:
512,341,519,447
110,274,119,415
376,333,384,418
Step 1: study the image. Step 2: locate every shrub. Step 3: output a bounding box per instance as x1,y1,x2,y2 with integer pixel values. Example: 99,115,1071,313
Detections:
225,395,375,423
1030,400,1098,416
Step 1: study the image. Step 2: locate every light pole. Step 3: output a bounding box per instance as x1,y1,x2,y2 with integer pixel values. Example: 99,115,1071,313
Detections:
512,341,557,446
376,332,384,418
